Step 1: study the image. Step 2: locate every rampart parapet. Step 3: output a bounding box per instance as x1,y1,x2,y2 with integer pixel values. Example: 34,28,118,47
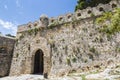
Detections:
10,0,120,77
17,0,120,33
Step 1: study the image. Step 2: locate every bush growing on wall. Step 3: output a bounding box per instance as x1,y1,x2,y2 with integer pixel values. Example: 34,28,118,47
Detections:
96,8,120,36
75,0,111,11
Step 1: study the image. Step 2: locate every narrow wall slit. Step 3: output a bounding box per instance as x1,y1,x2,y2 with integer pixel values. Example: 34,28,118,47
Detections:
33,49,44,74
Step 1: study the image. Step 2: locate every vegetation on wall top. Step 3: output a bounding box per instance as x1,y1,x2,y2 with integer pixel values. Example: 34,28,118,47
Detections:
75,0,111,11
96,8,120,36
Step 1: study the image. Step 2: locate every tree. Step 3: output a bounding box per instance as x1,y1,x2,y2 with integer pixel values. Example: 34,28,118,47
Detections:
75,0,111,11
5,34,15,38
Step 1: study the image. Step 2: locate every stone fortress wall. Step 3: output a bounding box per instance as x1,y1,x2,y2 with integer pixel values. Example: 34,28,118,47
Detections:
0,35,15,77
10,0,120,78
17,0,119,33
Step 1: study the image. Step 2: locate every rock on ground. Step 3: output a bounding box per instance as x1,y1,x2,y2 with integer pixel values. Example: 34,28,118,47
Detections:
0,64,120,80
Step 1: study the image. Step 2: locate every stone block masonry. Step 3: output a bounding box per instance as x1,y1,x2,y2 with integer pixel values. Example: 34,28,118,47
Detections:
17,0,120,33
10,0,120,78
0,36,15,77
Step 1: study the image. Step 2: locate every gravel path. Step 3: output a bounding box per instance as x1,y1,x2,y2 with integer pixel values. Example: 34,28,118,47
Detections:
0,74,44,80
0,74,82,80
0,64,120,80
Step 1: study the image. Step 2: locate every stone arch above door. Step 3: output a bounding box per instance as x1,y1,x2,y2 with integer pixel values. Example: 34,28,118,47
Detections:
30,45,51,77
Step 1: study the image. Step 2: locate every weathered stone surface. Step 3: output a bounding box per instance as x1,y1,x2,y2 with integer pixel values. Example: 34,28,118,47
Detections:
1,64,120,80
9,0,120,78
10,17,120,78
0,36,15,77
86,64,120,80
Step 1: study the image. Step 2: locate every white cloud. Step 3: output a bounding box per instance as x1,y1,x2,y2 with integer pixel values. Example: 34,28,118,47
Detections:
0,19,17,35
4,5,8,9
16,0,22,8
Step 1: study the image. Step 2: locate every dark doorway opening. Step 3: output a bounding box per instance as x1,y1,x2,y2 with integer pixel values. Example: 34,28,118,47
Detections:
33,49,44,74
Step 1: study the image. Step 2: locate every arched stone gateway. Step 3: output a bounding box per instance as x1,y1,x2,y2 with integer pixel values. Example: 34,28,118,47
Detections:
33,49,44,74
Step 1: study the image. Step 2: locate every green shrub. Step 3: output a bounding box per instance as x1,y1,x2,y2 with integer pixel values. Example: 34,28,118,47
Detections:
90,13,95,17
28,29,33,35
89,47,99,56
72,57,77,63
96,8,120,35
116,47,120,52
66,57,71,66
34,28,39,35
89,47,96,53
81,75,86,80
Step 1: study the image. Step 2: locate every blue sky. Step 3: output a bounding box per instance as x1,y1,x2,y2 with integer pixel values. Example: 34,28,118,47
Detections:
0,0,77,35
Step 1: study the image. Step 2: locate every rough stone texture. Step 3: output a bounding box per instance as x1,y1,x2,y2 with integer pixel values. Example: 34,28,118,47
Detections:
0,36,15,77
1,64,120,80
17,0,120,33
10,0,120,78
